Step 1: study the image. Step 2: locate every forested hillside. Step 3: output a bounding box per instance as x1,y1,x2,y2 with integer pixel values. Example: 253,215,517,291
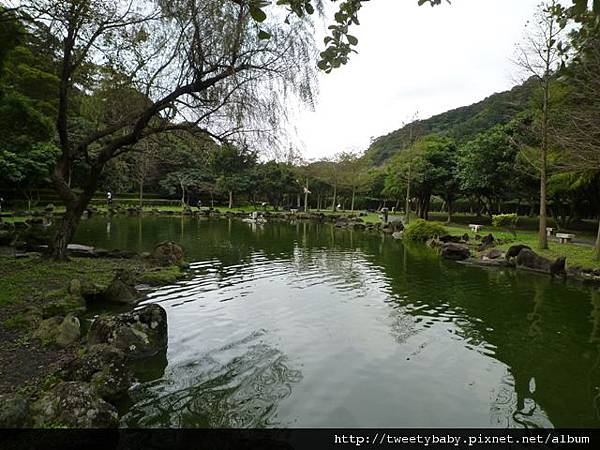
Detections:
366,79,535,166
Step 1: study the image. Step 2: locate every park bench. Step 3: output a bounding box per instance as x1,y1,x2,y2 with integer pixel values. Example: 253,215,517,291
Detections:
556,233,575,244
469,224,483,233
546,227,554,236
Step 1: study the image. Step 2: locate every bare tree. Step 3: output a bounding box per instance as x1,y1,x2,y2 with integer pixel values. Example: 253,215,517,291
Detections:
9,0,317,258
514,1,565,250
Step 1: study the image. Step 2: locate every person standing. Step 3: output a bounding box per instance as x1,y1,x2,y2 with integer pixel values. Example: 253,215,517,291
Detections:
0,196,4,212
107,191,113,207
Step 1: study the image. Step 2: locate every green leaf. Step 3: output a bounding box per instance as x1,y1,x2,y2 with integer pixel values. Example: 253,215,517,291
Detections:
258,30,271,40
250,7,267,23
347,34,358,46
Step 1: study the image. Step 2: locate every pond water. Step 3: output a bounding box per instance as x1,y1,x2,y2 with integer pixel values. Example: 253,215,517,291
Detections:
74,216,600,428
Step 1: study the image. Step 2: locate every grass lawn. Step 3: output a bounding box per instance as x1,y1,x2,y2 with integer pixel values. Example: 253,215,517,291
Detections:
443,223,600,269
0,255,142,306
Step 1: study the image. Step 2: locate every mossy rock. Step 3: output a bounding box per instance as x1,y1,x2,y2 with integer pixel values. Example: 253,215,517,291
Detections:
33,314,81,348
150,241,184,267
87,304,168,359
102,271,139,305
138,265,184,286
61,344,132,402
30,381,118,428
0,393,29,427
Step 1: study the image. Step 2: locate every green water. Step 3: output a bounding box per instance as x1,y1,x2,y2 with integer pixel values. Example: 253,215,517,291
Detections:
74,216,600,428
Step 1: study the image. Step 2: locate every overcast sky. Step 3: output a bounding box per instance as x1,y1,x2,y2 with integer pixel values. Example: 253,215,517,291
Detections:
290,0,540,160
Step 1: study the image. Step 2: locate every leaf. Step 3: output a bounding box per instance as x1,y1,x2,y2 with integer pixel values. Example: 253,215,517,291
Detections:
258,30,271,40
250,7,267,23
347,34,358,46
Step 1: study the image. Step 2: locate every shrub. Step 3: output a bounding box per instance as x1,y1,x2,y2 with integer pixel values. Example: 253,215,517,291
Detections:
403,219,447,242
492,213,518,228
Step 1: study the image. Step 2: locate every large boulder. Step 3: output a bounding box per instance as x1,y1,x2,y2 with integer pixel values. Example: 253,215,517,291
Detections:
441,243,471,261
515,249,567,276
0,393,29,427
87,304,168,359
30,381,118,428
151,241,184,266
67,244,97,258
61,344,132,402
33,314,81,348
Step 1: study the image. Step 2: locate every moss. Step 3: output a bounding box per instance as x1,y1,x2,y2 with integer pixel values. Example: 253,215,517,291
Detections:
0,255,143,306
137,265,184,286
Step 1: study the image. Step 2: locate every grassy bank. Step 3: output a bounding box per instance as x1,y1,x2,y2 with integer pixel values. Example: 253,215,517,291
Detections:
0,255,143,306
443,224,600,269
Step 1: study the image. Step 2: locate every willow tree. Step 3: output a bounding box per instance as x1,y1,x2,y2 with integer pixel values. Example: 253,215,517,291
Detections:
11,0,317,259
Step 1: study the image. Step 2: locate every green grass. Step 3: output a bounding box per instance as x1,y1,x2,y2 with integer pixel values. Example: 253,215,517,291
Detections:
444,223,600,269
0,255,142,306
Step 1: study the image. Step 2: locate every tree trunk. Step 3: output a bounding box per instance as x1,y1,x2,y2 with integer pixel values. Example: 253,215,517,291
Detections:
139,181,144,208
331,184,337,212
351,187,356,212
538,81,549,249
405,166,411,225
595,218,600,260
304,182,309,212
446,198,453,223
228,190,233,209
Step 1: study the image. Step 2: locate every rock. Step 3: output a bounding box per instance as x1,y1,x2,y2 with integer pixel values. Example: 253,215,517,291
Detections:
0,393,29,427
69,278,103,298
61,344,132,402
392,231,403,240
482,248,504,260
102,271,139,305
30,381,118,428
88,304,168,359
463,258,514,268
151,241,184,266
34,314,81,347
478,234,496,251
462,233,470,242
515,249,567,276
505,244,532,260
67,244,97,258
439,235,462,243
441,243,471,261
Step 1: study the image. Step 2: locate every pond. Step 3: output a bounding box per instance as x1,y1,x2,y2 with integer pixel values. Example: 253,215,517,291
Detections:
74,216,600,428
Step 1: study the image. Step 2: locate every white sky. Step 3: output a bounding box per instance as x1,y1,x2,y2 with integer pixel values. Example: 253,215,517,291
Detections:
291,0,540,160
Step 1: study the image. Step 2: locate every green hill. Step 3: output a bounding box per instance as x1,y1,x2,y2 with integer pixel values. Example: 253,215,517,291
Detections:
365,79,535,166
